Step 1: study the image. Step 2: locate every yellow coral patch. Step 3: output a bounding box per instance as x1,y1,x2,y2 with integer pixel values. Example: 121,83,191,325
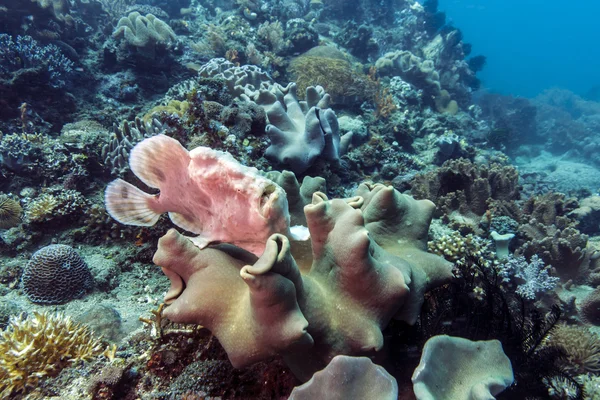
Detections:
0,312,105,396
142,100,190,125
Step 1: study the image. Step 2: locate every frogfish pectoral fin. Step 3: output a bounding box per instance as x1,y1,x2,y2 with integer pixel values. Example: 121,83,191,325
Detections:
105,179,161,226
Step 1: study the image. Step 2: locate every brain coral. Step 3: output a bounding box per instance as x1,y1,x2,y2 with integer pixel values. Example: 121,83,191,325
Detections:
21,244,94,304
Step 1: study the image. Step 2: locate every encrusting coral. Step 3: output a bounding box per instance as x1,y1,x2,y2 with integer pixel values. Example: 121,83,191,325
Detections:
153,182,452,381
0,312,105,397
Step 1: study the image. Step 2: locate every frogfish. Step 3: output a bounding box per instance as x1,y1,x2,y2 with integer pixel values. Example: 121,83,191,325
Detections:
104,134,307,256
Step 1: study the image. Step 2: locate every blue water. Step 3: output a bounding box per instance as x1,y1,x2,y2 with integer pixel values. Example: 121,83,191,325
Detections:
439,0,600,98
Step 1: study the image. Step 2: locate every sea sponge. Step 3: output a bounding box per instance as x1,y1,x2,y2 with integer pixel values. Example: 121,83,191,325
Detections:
21,244,94,304
0,195,22,229
0,312,104,397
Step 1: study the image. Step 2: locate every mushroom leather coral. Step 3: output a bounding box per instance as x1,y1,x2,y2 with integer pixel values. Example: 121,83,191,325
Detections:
154,184,453,381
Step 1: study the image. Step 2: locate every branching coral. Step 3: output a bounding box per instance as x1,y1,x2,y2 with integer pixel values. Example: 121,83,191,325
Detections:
497,255,559,300
428,232,487,262
0,312,105,397
0,34,74,89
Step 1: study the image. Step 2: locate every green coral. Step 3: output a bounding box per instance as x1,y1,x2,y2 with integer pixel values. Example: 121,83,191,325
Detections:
289,51,376,104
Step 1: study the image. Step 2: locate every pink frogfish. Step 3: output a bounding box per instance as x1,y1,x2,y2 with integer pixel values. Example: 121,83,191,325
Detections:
104,134,307,255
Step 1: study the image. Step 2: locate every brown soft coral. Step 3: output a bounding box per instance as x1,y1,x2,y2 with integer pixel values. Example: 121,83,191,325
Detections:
153,183,452,381
517,221,589,282
411,159,519,232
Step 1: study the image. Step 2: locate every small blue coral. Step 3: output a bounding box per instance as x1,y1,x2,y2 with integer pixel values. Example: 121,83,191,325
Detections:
0,34,74,88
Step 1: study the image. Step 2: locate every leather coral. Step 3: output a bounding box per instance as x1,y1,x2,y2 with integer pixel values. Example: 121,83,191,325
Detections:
154,183,453,381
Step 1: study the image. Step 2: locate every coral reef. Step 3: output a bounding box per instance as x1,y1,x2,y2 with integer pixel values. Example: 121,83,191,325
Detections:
0,0,594,397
